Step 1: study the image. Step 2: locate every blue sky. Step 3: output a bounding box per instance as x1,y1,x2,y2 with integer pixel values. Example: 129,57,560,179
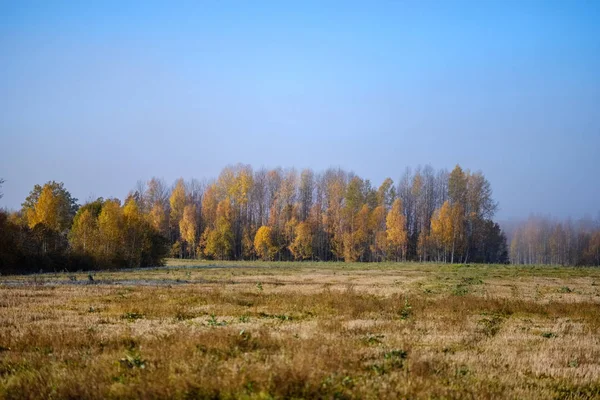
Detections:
1,0,599,220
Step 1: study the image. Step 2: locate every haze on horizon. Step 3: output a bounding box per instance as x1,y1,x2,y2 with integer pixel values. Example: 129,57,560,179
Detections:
1,1,599,221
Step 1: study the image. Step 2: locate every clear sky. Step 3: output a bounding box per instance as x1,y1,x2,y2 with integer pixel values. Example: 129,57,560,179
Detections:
1,0,599,220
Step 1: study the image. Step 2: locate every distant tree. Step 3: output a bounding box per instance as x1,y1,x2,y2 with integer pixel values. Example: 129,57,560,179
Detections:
430,201,464,263
369,205,387,261
587,231,600,266
376,178,396,211
123,197,146,267
448,165,467,207
299,169,315,221
169,178,187,244
417,231,429,261
204,199,234,260
479,220,508,264
289,221,314,260
343,204,370,262
69,208,99,254
22,181,78,232
254,225,276,261
97,199,123,262
386,199,408,261
325,172,347,260
241,226,255,260
179,204,197,258
144,177,169,237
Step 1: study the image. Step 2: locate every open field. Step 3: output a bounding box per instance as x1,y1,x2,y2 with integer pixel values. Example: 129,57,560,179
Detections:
1,261,600,399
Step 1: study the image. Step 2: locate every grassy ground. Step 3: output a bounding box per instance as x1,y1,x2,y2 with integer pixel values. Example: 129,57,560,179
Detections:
1,260,599,399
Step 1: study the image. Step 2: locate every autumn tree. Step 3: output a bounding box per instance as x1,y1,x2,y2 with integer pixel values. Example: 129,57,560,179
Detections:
254,225,277,260
289,221,314,260
123,197,146,267
179,204,197,258
369,205,387,261
23,181,78,233
430,201,464,263
386,199,408,261
69,198,103,255
144,178,169,238
169,179,187,248
324,170,346,260
448,165,467,207
344,204,370,262
299,169,315,221
204,199,234,260
377,178,396,210
68,196,167,269
97,199,123,262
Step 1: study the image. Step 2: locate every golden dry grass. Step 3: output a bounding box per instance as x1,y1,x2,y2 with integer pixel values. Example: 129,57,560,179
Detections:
1,261,599,399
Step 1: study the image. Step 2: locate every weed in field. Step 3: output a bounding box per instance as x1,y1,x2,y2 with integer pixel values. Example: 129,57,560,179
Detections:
207,313,227,327
460,277,483,285
384,349,408,364
478,314,505,337
121,312,144,321
559,286,573,293
175,309,197,321
452,284,469,296
258,312,293,321
569,359,579,368
541,332,557,338
238,315,250,323
399,298,412,320
119,350,146,369
363,333,384,345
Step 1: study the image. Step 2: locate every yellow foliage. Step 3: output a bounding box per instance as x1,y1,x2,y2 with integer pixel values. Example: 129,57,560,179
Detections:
289,221,314,260
98,199,123,256
430,201,465,262
254,225,277,260
203,199,234,260
386,199,407,261
369,205,387,261
27,185,60,231
343,204,370,262
69,209,97,253
179,204,197,257
169,178,187,229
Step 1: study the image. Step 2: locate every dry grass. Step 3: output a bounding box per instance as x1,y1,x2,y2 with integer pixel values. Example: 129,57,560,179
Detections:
1,261,599,399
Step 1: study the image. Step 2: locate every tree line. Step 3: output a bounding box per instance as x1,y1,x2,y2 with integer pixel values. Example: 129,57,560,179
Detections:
0,182,167,274
1,164,512,274
130,164,508,264
508,215,600,266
